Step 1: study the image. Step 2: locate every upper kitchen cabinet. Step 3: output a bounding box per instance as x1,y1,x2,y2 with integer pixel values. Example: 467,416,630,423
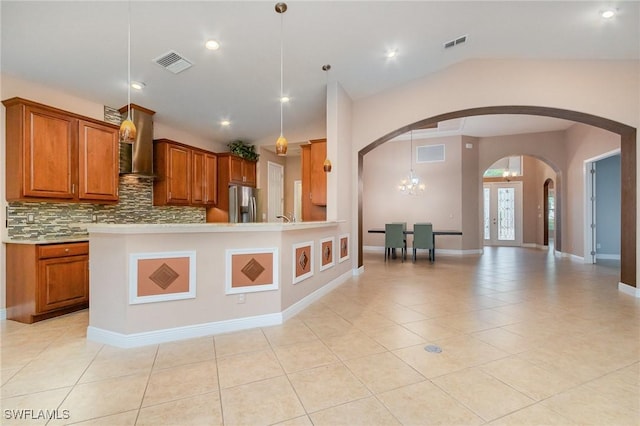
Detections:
3,97,119,203
301,140,327,222
222,153,257,187
153,139,218,207
191,149,218,206
153,139,192,206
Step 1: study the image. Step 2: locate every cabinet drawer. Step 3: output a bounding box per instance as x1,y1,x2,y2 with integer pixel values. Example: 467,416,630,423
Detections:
38,242,89,259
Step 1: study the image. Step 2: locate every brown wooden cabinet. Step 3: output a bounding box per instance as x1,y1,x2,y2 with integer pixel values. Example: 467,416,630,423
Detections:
206,153,257,222
301,140,327,221
153,139,218,206
3,97,119,203
191,150,218,206
309,139,327,206
225,154,257,186
6,242,89,324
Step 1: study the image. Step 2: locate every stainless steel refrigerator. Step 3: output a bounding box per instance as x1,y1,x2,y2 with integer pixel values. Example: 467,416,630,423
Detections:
229,185,258,223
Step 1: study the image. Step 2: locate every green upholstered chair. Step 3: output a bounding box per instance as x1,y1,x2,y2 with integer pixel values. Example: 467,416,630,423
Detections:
385,223,406,262
392,221,408,256
412,223,434,262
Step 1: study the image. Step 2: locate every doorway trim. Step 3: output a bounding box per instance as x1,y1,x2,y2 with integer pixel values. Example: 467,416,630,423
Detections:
357,105,636,288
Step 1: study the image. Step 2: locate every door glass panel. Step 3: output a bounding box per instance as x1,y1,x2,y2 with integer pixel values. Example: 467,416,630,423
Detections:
498,187,515,241
484,187,491,240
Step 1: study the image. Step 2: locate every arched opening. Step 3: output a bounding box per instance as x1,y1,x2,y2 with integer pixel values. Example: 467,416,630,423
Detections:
358,106,636,287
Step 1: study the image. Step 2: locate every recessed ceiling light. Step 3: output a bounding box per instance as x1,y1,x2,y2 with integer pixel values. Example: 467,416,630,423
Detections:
205,39,220,50
220,120,230,126
131,81,145,90
386,49,398,59
280,96,290,103
601,9,616,18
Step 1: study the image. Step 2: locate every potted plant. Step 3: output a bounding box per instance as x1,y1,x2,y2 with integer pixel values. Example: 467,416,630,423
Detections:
228,140,259,162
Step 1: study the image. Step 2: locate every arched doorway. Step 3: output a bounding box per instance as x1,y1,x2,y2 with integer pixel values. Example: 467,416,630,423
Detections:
358,105,636,287
544,178,555,248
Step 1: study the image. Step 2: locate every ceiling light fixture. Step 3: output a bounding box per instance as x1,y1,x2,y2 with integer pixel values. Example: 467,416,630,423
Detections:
119,0,136,143
205,39,220,50
386,49,398,59
280,96,290,103
131,81,145,90
601,9,616,18
275,2,288,156
221,120,230,127
398,130,425,196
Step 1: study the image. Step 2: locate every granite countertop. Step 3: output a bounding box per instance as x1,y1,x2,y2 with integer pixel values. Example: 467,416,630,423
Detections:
3,236,89,245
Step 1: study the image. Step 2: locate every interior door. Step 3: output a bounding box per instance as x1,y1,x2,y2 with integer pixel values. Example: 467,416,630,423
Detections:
267,161,284,222
483,181,523,246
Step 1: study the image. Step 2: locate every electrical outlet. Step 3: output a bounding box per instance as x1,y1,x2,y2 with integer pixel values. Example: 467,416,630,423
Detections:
596,243,601,249
92,214,98,223
238,294,246,304
26,213,35,224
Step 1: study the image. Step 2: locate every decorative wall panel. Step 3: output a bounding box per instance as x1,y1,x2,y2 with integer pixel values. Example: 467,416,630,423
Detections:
319,237,335,271
339,233,350,263
292,241,314,284
129,251,196,304
225,248,279,294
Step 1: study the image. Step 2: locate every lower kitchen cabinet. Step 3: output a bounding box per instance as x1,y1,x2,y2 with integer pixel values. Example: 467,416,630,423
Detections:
6,242,89,323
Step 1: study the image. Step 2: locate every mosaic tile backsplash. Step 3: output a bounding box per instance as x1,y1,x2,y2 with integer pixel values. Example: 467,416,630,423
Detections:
7,176,205,240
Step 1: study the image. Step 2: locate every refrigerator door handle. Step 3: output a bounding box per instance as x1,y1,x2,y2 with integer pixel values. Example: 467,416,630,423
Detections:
250,196,257,222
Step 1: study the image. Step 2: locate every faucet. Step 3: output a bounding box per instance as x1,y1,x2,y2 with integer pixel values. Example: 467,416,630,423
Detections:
276,215,290,223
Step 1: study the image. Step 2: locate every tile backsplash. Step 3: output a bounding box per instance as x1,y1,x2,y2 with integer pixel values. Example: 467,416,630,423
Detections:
7,175,205,240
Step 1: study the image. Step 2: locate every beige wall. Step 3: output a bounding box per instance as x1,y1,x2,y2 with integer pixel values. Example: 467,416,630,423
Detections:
564,124,621,256
349,58,638,277
284,156,301,219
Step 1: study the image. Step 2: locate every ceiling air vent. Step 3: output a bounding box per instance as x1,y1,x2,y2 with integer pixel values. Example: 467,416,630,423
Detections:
444,35,467,49
153,50,193,74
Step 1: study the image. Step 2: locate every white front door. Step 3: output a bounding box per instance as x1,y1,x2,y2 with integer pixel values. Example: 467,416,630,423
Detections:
483,181,523,246
267,162,284,222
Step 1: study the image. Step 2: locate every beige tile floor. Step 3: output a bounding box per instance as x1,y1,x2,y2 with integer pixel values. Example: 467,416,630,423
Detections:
1,247,639,425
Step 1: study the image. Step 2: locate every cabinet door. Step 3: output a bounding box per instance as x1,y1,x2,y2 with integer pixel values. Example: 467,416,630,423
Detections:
24,105,75,199
229,155,244,184
242,160,257,187
37,255,89,313
78,120,119,201
204,153,218,205
191,150,206,205
310,140,327,206
167,144,191,204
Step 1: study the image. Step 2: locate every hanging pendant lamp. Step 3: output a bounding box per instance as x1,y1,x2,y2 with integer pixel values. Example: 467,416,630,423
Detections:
398,129,425,196
275,2,288,156
119,0,137,143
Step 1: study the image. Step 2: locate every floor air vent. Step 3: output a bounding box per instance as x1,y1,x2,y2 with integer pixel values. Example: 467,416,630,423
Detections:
154,50,193,74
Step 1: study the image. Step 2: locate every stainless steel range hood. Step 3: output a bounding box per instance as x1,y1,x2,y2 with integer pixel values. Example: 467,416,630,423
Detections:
118,104,155,176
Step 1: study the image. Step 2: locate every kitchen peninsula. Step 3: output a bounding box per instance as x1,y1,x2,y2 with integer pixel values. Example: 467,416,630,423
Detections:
86,221,351,347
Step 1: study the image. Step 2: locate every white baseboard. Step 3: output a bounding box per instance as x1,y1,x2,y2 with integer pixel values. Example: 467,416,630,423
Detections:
618,282,640,298
596,254,621,260
0,308,6,321
363,245,480,256
87,313,283,348
281,269,352,321
87,270,352,348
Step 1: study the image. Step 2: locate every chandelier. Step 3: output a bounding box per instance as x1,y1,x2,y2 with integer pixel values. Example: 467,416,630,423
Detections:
398,130,425,196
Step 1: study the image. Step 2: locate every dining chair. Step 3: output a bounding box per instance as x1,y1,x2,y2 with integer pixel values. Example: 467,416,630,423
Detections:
392,222,407,256
385,223,406,262
412,223,434,262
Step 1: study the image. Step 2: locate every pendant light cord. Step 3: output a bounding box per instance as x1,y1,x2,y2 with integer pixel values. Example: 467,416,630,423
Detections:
127,0,132,121
279,11,284,137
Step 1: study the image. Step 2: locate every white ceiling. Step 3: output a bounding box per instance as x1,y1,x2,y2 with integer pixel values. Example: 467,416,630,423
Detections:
2,1,638,148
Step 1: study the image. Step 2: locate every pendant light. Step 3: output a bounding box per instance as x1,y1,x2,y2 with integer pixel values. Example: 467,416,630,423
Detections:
398,130,425,196
119,0,136,143
322,64,332,172
275,2,288,156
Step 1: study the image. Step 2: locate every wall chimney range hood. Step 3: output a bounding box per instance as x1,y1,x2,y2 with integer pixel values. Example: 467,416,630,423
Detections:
118,104,155,176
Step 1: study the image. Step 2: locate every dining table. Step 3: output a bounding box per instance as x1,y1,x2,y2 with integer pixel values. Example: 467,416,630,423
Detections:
367,228,463,261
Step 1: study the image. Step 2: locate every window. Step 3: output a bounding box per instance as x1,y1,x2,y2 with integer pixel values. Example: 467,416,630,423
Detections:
484,156,522,178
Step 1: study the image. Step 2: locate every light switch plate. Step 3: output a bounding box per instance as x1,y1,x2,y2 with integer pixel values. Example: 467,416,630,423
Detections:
27,213,35,223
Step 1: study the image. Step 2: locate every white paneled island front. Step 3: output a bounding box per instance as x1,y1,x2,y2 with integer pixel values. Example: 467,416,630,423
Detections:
86,221,352,347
